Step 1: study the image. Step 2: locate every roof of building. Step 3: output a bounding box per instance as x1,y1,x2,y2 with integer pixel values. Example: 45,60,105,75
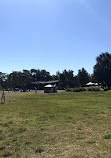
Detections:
32,80,59,85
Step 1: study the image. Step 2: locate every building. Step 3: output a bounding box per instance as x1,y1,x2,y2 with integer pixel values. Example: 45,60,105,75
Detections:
31,80,59,93
44,84,57,93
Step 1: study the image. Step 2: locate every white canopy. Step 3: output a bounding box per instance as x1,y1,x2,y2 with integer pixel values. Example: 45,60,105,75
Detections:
44,84,54,88
86,82,94,86
86,82,98,86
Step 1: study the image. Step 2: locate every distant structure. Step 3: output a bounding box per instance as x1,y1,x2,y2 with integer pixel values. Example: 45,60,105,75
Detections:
86,82,98,87
44,84,57,93
31,80,59,93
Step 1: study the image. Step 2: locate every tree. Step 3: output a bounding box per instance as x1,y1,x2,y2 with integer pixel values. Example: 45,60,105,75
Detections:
77,68,90,87
0,72,8,89
8,71,32,90
59,69,74,89
90,73,97,83
30,69,39,82
73,75,80,87
94,52,111,88
30,69,51,82
40,70,52,81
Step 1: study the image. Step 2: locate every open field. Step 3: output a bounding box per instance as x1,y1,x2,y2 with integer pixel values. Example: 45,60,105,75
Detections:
0,91,111,157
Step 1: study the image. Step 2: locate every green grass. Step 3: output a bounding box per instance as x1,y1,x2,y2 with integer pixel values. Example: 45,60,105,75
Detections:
0,90,111,157
103,135,111,139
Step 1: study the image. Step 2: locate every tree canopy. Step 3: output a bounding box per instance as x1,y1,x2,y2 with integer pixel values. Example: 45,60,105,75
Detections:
0,52,111,90
94,52,111,87
77,68,90,87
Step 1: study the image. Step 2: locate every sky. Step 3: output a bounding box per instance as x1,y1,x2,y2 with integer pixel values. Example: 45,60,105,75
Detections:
0,0,111,75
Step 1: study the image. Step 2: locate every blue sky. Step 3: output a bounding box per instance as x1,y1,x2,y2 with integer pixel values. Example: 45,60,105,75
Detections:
0,0,111,75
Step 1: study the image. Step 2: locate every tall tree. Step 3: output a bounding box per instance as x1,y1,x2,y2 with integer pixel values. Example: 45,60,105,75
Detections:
73,75,80,87
30,69,51,82
8,71,32,90
94,52,111,88
59,69,74,89
77,68,90,87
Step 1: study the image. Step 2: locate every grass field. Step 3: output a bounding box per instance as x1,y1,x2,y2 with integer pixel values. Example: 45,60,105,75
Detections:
0,90,111,158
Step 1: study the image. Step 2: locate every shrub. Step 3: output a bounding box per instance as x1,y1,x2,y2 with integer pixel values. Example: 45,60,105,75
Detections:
87,87,100,91
65,88,73,92
66,87,101,92
73,87,86,92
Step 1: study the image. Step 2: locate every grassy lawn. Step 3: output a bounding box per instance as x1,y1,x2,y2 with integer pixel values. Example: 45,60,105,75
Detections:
0,91,111,157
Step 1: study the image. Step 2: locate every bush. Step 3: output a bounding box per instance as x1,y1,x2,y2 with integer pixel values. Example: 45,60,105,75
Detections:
87,87,100,91
73,87,86,92
65,88,73,92
66,87,101,92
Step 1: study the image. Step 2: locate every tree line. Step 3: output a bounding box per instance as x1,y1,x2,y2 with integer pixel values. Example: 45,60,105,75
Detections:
0,52,111,90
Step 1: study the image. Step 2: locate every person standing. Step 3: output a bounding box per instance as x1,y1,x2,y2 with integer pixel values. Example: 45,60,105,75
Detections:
1,90,5,104
35,87,37,93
